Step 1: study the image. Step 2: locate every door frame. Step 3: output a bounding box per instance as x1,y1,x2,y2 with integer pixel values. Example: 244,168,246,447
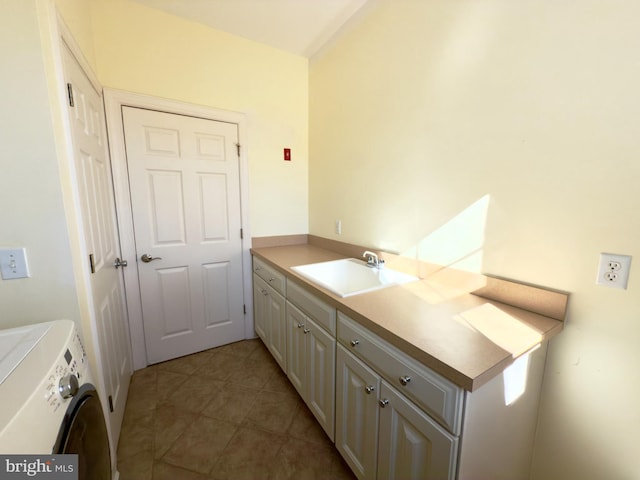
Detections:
104,89,253,370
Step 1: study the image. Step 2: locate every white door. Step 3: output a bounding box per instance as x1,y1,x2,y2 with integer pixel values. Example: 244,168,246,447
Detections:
306,316,336,441
122,107,245,363
378,381,458,480
286,301,307,397
335,345,380,480
62,44,131,443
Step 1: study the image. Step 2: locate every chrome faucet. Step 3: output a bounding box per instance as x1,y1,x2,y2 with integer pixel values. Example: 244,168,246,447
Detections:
363,250,384,268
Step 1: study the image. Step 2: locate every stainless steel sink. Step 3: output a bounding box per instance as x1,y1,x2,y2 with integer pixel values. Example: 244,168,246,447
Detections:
291,258,419,297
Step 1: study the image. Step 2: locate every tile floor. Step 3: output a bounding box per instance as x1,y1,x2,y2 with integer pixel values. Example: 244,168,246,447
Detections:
116,338,356,480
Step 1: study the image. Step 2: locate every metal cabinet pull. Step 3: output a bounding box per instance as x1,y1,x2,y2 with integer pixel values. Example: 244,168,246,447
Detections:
350,339,359,347
303,328,310,334
379,399,389,408
297,323,304,329
365,385,375,394
141,254,162,263
114,257,128,269
399,375,411,386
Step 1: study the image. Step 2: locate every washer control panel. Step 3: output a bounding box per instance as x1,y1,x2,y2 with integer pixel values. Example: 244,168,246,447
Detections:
43,328,88,412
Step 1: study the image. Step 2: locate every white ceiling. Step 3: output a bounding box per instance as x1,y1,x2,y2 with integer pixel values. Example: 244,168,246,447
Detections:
129,0,373,58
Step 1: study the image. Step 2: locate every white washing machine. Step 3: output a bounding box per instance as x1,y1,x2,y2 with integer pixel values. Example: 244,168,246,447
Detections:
0,320,111,479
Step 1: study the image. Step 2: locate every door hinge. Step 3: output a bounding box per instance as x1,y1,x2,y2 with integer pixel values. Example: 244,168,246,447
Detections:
66,83,74,107
240,228,244,239
108,395,114,413
236,143,240,156
243,304,247,315
89,253,95,274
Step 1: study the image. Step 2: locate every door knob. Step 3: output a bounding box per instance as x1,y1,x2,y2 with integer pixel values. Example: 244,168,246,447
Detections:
114,257,128,269
141,254,162,263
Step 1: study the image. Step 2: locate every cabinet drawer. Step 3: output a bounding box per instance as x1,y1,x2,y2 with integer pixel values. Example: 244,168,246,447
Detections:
338,312,463,435
253,257,286,295
287,280,336,335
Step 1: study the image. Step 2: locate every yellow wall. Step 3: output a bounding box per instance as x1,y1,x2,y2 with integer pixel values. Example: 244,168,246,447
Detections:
54,0,97,69
310,1,639,478
0,0,82,328
89,0,309,236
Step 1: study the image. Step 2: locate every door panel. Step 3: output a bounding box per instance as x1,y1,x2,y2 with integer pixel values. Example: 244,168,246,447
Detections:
377,381,458,480
62,44,131,445
122,106,244,363
335,345,380,480
307,318,336,441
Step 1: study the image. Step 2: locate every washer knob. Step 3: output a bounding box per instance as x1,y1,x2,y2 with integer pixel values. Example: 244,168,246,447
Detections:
59,374,79,399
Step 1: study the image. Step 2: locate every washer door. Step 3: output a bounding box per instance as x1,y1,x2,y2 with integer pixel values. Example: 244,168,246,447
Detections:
53,384,111,480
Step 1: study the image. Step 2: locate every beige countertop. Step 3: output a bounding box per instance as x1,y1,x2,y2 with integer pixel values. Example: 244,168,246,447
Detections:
251,242,567,391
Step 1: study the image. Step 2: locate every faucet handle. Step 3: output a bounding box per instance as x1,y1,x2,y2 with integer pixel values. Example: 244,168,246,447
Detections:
363,250,379,267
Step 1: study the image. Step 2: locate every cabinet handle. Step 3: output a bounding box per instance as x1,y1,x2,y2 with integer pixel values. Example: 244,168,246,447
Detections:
379,399,389,408
350,339,359,347
399,375,411,386
365,385,375,394
303,328,310,334
297,323,304,329
268,277,275,282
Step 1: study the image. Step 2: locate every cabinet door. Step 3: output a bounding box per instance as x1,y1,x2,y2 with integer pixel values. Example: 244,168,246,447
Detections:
306,316,336,441
253,274,268,342
286,302,307,398
378,381,458,480
267,287,286,372
336,345,380,480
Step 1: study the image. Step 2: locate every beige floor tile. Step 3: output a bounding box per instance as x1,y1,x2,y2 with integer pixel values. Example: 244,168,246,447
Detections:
195,351,244,381
117,340,356,480
214,338,261,358
156,370,189,401
117,448,153,480
262,368,299,397
153,402,198,459
200,382,258,425
211,426,285,480
156,350,212,376
242,389,300,434
231,356,280,390
287,403,331,446
164,376,220,414
162,416,237,474
152,461,212,480
117,409,154,460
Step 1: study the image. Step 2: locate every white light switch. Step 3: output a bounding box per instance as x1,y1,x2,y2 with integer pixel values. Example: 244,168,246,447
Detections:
0,248,30,280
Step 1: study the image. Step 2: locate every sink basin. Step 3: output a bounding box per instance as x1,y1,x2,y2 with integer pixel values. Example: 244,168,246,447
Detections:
291,258,419,298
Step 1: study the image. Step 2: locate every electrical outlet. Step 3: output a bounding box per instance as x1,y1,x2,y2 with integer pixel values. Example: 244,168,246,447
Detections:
596,253,631,289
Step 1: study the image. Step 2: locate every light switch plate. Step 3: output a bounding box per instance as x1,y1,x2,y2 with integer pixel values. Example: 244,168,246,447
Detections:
0,248,30,280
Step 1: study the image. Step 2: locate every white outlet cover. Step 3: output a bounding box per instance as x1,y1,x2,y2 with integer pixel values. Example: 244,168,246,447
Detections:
596,253,631,289
0,248,30,280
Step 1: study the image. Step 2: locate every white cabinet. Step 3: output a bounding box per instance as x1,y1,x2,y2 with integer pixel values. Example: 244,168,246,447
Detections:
253,255,549,480
335,344,380,479
252,258,286,372
286,281,336,441
336,344,457,480
378,381,457,480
